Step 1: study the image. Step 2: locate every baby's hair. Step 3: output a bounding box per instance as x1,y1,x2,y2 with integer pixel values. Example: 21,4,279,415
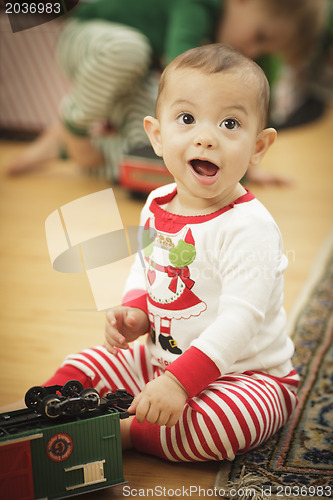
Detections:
156,44,270,131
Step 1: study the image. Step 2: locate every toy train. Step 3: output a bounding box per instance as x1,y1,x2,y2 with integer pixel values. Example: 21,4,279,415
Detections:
0,381,134,499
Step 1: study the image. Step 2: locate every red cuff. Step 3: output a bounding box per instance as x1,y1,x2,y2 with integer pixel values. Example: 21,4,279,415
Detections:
166,347,221,398
122,289,148,316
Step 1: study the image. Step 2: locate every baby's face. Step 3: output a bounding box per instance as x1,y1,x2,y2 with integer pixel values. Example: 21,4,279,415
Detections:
154,67,262,208
218,0,294,59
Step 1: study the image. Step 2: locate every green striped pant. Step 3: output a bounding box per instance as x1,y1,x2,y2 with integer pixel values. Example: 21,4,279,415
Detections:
56,19,158,180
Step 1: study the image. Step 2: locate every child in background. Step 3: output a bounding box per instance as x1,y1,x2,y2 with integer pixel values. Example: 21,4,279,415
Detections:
7,0,327,186
44,44,299,461
269,0,333,129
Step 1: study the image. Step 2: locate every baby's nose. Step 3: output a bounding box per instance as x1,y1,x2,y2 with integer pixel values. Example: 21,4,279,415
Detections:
194,128,218,149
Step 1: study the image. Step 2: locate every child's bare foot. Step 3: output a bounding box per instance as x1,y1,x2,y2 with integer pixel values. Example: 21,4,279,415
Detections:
120,414,135,449
7,123,62,176
7,122,105,175
63,127,105,169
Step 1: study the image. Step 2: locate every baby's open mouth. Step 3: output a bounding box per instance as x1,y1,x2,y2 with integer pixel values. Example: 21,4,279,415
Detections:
190,159,219,177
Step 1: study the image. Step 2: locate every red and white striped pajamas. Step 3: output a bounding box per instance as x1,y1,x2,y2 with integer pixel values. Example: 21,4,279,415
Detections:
45,342,299,462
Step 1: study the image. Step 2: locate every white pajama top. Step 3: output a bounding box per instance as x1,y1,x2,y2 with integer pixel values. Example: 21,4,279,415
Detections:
122,183,295,397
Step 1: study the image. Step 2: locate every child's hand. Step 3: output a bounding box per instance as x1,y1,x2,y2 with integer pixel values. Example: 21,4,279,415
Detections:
128,372,188,427
105,307,149,355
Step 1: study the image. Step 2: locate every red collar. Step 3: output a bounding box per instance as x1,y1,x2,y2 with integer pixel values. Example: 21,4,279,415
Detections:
149,187,255,232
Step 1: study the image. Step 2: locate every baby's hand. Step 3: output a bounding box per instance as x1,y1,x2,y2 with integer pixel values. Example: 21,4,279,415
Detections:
105,307,149,355
128,372,188,427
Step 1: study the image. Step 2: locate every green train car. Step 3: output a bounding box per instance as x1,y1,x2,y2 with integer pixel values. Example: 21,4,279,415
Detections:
0,383,133,499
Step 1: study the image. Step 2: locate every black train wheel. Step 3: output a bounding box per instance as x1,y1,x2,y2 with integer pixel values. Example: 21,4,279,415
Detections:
42,395,61,418
61,380,84,398
81,388,100,410
25,386,46,410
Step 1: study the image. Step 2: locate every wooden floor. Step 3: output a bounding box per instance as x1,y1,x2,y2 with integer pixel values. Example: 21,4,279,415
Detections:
1,106,333,497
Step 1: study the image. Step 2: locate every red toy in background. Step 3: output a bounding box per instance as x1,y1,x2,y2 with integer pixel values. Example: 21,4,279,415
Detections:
120,146,173,194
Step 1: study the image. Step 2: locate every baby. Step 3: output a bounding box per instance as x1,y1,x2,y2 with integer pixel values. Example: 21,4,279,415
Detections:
46,45,299,461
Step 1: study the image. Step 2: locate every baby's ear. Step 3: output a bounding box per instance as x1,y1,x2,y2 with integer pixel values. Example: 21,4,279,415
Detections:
250,128,276,167
143,116,163,157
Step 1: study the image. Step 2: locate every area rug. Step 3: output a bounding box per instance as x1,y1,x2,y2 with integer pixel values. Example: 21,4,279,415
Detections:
215,232,333,499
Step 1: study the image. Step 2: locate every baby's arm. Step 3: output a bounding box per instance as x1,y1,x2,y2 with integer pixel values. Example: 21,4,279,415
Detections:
105,307,149,355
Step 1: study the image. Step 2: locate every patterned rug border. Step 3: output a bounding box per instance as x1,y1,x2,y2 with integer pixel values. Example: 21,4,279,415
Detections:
281,228,333,474
216,228,333,497
272,315,332,474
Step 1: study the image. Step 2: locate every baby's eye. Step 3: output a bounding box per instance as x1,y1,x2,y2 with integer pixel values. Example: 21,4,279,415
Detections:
220,118,240,130
177,113,195,125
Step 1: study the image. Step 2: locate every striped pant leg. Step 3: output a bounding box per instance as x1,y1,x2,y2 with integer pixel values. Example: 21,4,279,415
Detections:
48,344,299,463
54,342,163,397
131,370,299,462
55,19,152,134
119,69,159,148
92,70,159,180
